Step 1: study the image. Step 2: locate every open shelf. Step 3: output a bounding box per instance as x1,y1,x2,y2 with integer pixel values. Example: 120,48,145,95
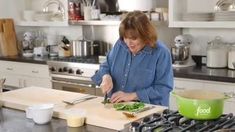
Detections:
16,21,69,27
69,20,121,26
168,0,235,28
169,21,235,28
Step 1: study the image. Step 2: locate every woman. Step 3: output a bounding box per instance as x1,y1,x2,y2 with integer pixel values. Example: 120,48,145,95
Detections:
91,11,173,106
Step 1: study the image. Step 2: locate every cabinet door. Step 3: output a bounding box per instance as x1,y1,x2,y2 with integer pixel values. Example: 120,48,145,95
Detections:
169,78,204,110
23,76,52,89
0,72,21,88
0,61,51,89
204,81,235,114
0,61,18,74
14,62,50,78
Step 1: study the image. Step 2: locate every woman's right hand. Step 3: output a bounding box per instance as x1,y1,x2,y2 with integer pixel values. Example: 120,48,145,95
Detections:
100,74,113,94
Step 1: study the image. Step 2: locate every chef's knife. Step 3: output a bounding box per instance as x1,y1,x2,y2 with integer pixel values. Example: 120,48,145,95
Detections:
63,96,97,105
103,93,108,105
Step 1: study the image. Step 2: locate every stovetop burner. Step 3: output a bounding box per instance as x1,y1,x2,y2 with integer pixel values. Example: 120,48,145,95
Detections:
50,56,99,64
128,109,235,132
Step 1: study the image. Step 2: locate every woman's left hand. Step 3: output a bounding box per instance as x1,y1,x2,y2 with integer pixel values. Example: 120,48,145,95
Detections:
110,91,138,103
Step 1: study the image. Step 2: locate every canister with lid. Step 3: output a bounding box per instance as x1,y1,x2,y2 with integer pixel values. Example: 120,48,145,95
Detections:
206,36,228,68
228,44,235,69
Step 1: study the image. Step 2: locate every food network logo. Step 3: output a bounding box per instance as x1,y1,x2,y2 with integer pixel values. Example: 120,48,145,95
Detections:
196,106,211,116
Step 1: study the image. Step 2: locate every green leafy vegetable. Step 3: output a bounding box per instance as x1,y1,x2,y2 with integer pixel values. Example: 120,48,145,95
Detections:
113,102,145,112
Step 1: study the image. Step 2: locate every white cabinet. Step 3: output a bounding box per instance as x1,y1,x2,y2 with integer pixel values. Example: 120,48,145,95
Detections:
0,61,51,89
169,0,235,28
170,78,235,114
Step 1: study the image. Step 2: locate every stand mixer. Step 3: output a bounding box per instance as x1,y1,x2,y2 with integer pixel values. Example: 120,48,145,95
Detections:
171,34,195,68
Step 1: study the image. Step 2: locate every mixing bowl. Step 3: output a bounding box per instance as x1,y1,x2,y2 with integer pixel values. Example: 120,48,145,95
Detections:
30,103,54,124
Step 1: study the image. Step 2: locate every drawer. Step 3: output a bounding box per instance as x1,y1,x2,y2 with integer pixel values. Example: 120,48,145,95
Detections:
174,78,204,90
20,63,50,78
0,61,50,78
0,61,18,74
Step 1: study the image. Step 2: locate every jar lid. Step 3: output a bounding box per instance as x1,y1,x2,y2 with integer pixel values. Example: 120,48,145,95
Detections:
208,36,224,45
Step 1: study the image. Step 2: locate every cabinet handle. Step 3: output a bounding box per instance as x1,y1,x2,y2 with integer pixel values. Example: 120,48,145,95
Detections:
32,70,39,73
19,79,22,88
224,92,235,98
174,87,185,90
6,67,13,71
23,80,26,87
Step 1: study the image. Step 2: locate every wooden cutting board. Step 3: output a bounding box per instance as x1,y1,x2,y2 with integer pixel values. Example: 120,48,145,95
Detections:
0,87,167,130
0,19,18,56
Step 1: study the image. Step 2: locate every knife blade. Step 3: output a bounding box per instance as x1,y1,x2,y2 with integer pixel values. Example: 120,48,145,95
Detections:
103,93,108,104
63,96,97,105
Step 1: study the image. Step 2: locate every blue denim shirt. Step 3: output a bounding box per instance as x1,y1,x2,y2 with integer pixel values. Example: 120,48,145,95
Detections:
91,39,173,106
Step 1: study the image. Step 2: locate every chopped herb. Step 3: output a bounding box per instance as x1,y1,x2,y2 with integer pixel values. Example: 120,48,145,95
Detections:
113,102,145,112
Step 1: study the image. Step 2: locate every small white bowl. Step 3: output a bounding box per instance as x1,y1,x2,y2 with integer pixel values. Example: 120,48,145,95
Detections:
25,106,33,119
23,52,34,58
30,104,54,124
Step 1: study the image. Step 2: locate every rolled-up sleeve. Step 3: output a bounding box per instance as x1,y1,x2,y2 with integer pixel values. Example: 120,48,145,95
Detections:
136,46,174,106
91,60,110,85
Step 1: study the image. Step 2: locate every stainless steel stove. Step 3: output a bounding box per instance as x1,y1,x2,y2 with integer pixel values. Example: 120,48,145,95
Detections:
127,109,235,132
47,56,101,96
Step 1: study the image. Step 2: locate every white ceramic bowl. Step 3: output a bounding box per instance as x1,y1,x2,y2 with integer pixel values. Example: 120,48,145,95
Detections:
25,106,33,119
23,52,34,58
30,104,54,124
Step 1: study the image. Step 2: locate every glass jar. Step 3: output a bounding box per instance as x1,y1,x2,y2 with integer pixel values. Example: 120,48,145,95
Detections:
206,36,228,68
228,44,235,69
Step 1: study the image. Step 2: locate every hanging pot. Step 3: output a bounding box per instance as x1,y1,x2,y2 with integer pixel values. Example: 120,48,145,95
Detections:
171,89,233,120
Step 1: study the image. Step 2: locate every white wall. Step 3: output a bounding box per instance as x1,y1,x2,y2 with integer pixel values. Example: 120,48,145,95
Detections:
181,0,235,56
183,29,235,56
15,26,83,45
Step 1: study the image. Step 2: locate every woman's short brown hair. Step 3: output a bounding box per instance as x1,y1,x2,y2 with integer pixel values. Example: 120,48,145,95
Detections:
119,11,157,48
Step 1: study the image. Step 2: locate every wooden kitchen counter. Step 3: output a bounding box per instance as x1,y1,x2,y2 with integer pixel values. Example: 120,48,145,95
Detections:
0,87,166,131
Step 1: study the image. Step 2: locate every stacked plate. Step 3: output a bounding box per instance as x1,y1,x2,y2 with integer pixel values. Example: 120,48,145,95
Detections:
182,13,213,21
214,11,235,21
